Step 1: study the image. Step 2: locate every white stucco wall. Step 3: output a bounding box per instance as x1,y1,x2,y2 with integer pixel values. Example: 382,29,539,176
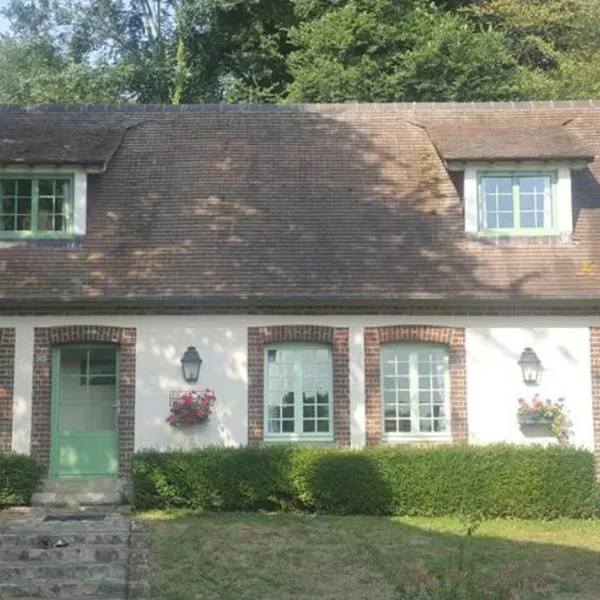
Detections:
4,315,597,454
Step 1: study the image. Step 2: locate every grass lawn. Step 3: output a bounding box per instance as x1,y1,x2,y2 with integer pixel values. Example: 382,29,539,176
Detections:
142,512,600,600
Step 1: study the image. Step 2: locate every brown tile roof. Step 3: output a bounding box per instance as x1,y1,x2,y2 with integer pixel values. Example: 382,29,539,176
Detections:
0,111,133,166
1,102,600,309
426,122,594,162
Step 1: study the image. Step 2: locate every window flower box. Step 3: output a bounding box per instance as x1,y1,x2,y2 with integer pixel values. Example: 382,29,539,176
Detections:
167,389,216,428
517,395,567,442
517,413,554,426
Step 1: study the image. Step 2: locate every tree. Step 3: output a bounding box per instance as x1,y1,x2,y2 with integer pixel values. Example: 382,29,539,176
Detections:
0,37,130,103
286,1,521,102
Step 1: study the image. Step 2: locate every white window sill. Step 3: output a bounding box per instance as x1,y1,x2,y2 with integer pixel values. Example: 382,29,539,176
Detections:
264,435,334,444
382,434,452,445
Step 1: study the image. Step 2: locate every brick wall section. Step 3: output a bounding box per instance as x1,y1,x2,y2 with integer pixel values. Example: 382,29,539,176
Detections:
364,325,467,446
31,326,136,475
0,328,15,452
589,328,600,480
247,325,350,446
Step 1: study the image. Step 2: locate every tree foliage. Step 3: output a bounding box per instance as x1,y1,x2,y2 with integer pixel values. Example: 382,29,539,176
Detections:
0,0,599,104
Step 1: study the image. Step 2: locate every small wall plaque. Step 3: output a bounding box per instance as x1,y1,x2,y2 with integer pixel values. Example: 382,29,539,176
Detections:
169,391,185,406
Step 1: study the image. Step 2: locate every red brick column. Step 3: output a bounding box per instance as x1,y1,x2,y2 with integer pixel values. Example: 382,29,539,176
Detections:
589,328,600,480
31,326,136,475
364,325,467,446
247,325,350,446
0,328,15,452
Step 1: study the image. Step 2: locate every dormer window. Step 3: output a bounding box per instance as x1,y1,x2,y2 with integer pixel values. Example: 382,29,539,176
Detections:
426,122,594,241
479,172,556,235
0,175,74,237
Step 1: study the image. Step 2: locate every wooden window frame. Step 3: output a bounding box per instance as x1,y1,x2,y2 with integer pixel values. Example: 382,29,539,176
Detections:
478,171,558,236
263,342,334,443
0,174,74,238
381,343,451,441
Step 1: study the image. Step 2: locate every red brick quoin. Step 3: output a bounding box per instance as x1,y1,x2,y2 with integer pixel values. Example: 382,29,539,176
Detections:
0,328,15,452
589,328,600,480
247,325,350,446
364,325,467,446
31,326,136,475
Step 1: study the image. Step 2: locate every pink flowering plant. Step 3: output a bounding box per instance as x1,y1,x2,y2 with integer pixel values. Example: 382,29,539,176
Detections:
517,394,568,442
167,389,216,428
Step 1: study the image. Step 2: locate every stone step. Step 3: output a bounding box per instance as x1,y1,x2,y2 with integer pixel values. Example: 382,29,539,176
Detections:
0,530,130,547
0,580,129,598
31,491,122,507
0,543,128,562
0,561,128,581
40,477,123,494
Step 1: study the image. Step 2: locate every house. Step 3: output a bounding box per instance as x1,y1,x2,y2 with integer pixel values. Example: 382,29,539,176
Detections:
1,102,600,493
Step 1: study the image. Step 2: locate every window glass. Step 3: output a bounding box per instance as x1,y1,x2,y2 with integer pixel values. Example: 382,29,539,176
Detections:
265,344,332,439
481,173,553,232
0,177,71,234
381,345,449,436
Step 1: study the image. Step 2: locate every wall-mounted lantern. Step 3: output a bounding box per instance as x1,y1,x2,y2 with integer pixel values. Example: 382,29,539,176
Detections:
181,346,202,383
518,347,542,386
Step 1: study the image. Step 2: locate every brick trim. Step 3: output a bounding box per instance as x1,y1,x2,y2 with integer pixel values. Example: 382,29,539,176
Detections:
589,328,600,480
364,325,467,446
31,326,136,476
247,325,350,446
0,328,15,452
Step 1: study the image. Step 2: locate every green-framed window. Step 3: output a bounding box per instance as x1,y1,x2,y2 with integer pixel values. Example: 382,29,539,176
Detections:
381,344,450,437
479,172,556,235
0,175,74,237
264,343,333,441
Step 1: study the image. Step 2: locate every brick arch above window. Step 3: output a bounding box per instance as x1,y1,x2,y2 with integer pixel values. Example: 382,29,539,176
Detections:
31,325,136,475
364,325,467,446
248,325,350,446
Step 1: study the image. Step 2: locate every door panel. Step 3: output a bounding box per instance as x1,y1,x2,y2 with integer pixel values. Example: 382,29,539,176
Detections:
51,345,119,476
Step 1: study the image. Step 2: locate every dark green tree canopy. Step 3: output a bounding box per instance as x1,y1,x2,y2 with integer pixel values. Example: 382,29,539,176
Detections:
1,0,599,104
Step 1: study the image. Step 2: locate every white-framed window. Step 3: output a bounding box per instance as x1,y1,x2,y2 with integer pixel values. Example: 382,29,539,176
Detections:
264,343,333,442
381,344,450,439
479,172,556,235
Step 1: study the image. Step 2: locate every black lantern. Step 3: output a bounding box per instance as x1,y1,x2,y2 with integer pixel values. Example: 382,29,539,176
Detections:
518,347,542,386
181,346,202,383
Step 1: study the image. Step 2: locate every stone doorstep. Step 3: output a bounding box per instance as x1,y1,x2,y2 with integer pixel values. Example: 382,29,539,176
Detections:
0,561,128,580
31,491,122,507
0,544,129,562
0,581,150,599
0,509,150,600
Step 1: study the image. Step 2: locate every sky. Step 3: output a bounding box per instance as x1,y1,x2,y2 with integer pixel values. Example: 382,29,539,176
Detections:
0,0,9,34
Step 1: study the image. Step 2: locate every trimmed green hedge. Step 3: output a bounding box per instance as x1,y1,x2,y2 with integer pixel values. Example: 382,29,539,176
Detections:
0,453,42,508
132,444,598,518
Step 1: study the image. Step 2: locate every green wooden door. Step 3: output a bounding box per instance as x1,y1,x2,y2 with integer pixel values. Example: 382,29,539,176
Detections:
51,345,119,477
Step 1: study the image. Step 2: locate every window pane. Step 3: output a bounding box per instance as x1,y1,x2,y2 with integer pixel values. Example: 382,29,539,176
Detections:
483,176,513,230
497,213,514,228
317,405,329,418
316,420,329,432
266,344,332,438
266,345,295,436
382,344,449,436
518,176,550,229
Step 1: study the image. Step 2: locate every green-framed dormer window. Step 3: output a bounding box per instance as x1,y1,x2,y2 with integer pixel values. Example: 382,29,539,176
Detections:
479,172,556,235
0,175,74,238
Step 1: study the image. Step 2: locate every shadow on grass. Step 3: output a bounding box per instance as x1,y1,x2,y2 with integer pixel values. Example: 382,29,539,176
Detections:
142,510,600,600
